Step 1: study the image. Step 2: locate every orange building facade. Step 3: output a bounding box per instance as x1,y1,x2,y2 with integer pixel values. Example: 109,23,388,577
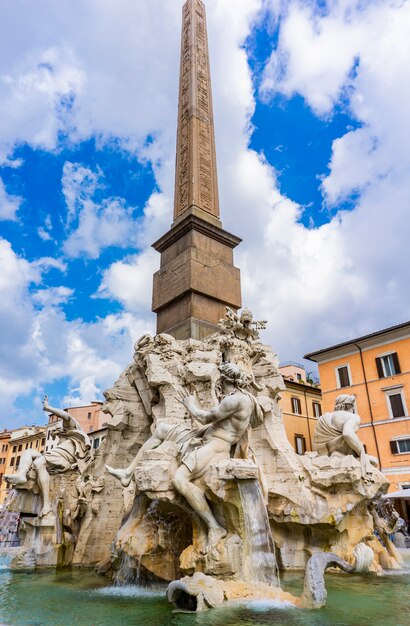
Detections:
305,321,410,505
278,362,322,455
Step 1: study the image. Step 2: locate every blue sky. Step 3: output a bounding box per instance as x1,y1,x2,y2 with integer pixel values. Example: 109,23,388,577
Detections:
0,0,409,429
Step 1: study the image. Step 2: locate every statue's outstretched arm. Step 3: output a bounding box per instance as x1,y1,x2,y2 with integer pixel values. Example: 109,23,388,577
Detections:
42,395,80,431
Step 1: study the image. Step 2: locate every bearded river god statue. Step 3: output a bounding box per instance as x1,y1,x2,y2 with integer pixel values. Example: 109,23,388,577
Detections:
107,362,264,553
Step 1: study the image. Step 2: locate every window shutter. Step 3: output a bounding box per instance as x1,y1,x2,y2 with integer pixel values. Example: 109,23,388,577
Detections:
390,393,405,418
338,366,351,387
375,357,384,379
392,352,401,375
390,440,399,454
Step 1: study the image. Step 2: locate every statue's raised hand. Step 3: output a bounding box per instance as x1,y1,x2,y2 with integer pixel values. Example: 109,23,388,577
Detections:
177,388,196,412
42,395,49,411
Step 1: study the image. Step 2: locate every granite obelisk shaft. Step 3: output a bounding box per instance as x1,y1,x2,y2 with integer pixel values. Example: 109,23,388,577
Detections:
152,0,242,340
174,0,220,224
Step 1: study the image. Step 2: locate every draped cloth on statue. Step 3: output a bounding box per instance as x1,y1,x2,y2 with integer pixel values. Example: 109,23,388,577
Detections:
312,413,347,455
44,430,92,475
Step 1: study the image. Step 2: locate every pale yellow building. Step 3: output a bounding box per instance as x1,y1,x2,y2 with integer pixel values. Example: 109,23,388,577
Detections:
278,362,322,455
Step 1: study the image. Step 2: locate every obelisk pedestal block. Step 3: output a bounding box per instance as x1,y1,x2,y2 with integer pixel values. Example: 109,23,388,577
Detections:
153,214,241,340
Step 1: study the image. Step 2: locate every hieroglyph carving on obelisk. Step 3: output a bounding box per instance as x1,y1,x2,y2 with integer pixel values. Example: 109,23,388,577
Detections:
174,0,220,223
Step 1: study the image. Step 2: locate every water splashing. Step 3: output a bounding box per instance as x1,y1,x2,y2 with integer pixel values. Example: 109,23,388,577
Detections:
238,479,280,586
113,553,140,586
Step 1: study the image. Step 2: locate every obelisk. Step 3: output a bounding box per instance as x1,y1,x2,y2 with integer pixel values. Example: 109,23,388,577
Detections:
152,0,242,340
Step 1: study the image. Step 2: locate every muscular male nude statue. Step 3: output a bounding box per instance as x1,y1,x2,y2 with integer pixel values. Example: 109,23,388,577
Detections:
106,362,262,551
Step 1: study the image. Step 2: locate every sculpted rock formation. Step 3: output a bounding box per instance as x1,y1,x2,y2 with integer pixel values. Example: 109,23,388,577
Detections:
96,308,391,590
2,307,399,614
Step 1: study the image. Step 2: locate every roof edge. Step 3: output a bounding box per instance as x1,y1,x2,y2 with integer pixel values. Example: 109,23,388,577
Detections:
304,320,410,361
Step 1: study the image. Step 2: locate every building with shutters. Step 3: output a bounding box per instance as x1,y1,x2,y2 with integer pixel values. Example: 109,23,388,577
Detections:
278,362,322,456
305,320,410,502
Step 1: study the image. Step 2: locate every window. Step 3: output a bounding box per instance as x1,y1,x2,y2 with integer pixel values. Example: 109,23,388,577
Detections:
312,401,322,418
93,438,100,450
376,353,401,379
89,426,93,433
12,446,17,453
25,443,28,450
18,444,22,452
87,412,92,420
385,389,407,418
336,365,351,388
29,442,33,448
295,434,306,455
296,373,302,382
390,439,410,454
291,397,302,415
16,456,20,469
41,438,45,447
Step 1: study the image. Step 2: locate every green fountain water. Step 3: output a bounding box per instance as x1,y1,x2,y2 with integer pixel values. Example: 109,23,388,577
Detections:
1,553,409,626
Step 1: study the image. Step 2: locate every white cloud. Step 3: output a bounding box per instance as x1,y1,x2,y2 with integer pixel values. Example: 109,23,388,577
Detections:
0,177,22,221
98,248,159,315
0,237,154,422
32,286,74,307
37,215,53,241
37,227,52,242
31,257,67,274
0,46,85,164
252,0,410,354
61,162,141,259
